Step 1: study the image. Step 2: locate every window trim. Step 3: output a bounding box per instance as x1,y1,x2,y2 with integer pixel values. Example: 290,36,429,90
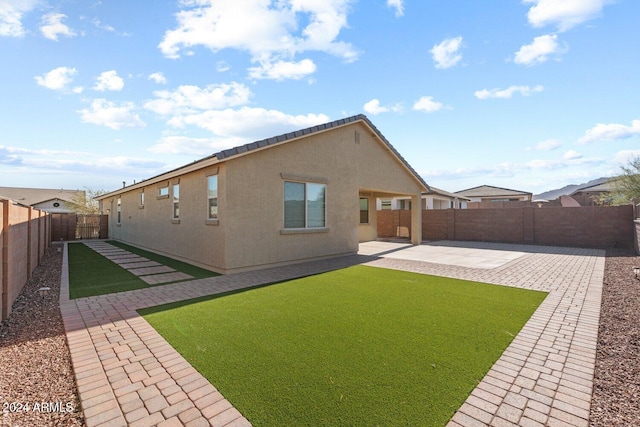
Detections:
172,183,180,221
359,197,369,224
282,180,327,232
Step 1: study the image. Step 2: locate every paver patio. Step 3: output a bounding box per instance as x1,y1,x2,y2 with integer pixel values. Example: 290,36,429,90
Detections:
60,240,604,426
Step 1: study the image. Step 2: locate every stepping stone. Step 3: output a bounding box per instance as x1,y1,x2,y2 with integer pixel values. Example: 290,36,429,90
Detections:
119,261,162,269
139,272,194,285
111,256,149,265
128,265,176,276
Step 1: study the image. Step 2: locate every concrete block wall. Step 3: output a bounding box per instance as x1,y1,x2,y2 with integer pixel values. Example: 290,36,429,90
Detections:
1,199,50,321
378,205,635,249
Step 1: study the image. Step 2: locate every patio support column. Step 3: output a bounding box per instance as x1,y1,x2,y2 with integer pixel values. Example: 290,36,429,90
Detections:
410,193,422,244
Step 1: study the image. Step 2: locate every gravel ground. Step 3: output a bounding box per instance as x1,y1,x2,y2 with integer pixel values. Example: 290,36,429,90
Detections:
0,244,84,427
0,243,638,427
590,248,640,426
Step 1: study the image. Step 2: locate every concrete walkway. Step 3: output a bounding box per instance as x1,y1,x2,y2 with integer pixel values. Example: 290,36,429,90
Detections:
60,241,605,426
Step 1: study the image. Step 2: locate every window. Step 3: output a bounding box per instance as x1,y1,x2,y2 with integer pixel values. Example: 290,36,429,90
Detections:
284,181,325,228
380,200,392,210
116,197,121,224
159,186,169,197
399,199,412,210
172,184,180,219
208,175,218,219
359,197,369,224
140,191,144,207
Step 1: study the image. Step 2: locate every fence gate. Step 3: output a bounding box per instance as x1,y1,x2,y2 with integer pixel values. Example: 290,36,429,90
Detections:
51,213,108,241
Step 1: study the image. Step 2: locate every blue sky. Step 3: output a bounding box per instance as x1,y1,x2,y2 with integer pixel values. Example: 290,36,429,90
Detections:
1,0,639,195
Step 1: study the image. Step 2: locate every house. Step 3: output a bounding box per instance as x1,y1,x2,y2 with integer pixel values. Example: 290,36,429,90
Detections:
95,115,429,274
377,186,470,210
570,180,618,205
455,185,532,203
0,187,83,213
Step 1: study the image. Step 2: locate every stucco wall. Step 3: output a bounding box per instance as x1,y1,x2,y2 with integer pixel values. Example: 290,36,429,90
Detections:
103,121,423,273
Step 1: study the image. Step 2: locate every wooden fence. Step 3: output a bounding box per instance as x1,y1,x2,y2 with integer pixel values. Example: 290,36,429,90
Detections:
1,199,50,320
51,213,108,241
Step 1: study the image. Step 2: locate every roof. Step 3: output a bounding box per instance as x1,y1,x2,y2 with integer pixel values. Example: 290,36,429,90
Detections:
570,180,617,195
455,185,532,198
97,114,429,200
426,186,471,201
0,187,81,206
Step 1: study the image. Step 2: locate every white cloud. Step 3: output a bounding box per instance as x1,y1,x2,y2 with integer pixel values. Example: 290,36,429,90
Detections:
514,34,565,66
524,0,608,32
363,99,402,115
387,0,404,17
413,96,445,113
149,135,246,156
34,66,82,92
0,145,164,177
170,107,329,141
93,70,124,92
148,72,167,85
475,85,544,99
248,58,317,80
527,139,561,151
0,0,39,37
158,0,357,80
578,119,640,144
613,150,640,165
144,82,252,116
79,99,146,130
216,61,231,72
563,149,582,160
40,12,76,41
430,36,463,69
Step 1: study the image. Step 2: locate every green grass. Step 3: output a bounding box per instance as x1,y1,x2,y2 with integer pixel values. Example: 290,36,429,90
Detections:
140,265,547,426
68,242,148,298
68,241,218,299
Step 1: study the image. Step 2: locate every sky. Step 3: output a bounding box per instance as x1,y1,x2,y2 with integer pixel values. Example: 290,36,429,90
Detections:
1,0,639,196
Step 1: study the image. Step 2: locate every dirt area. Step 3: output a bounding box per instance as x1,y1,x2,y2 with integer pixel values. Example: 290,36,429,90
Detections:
0,244,84,427
590,248,640,426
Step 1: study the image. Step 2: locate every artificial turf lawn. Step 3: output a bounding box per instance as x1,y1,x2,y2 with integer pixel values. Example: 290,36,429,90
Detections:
67,242,218,299
140,265,547,426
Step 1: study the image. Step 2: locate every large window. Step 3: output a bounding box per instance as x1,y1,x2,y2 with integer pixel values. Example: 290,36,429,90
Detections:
208,175,218,219
359,197,369,224
284,181,325,228
172,184,180,219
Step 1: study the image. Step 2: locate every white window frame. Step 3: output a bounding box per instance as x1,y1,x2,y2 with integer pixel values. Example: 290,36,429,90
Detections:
283,180,326,229
172,183,180,220
207,175,218,220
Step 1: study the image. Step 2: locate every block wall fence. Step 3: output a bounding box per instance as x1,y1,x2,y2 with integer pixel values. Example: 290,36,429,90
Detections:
378,205,635,250
1,199,51,321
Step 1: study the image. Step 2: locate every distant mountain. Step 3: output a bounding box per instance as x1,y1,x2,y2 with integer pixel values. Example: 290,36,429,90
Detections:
533,177,611,200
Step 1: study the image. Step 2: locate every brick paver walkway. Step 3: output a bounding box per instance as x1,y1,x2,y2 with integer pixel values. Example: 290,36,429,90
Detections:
60,241,604,426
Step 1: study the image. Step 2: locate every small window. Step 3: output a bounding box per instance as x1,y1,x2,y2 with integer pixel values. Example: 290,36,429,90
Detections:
140,191,145,207
359,197,369,224
284,181,325,229
116,197,121,224
380,200,392,210
208,175,218,219
172,184,180,219
159,186,169,197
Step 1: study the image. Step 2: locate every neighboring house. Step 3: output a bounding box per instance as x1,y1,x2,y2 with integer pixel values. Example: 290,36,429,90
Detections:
377,186,469,210
96,115,429,274
0,187,83,213
455,185,532,203
570,180,618,205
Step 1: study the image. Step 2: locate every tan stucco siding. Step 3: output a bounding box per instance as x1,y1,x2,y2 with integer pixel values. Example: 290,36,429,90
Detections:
106,165,226,272
221,122,423,271
102,120,424,273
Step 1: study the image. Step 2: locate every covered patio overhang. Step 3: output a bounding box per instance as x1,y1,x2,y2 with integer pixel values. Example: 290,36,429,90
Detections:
358,188,422,245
